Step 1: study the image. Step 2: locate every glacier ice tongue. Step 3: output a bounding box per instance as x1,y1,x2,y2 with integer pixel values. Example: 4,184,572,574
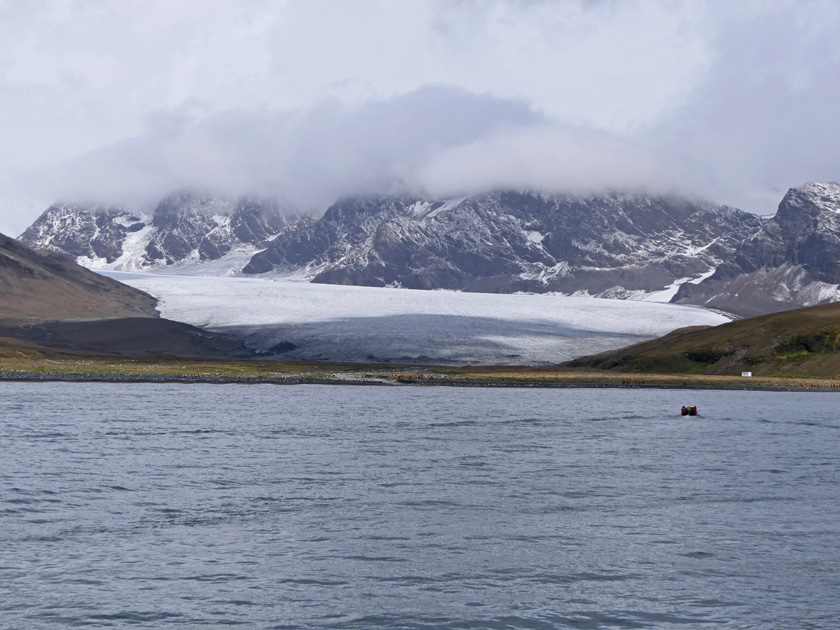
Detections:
104,271,730,366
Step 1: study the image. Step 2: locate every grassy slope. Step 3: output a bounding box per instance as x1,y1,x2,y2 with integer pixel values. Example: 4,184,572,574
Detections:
563,301,840,377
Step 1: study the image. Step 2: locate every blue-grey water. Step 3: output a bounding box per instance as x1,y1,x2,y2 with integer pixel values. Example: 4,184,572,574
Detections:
1,383,838,629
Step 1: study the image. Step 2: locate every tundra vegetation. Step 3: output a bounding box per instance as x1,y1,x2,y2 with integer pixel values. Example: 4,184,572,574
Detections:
3,336,840,391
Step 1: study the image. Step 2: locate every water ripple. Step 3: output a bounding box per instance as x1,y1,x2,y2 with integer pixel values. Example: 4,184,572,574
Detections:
1,383,838,629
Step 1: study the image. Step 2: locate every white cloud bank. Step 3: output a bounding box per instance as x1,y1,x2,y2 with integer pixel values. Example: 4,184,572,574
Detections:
21,87,676,212
417,122,676,199
1,0,839,234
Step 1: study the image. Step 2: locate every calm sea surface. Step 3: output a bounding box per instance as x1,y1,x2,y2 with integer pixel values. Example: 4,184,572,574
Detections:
1,383,838,629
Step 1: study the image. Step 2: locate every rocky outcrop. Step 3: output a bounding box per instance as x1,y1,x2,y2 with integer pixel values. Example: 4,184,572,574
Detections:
18,204,144,264
674,182,840,316
19,191,314,271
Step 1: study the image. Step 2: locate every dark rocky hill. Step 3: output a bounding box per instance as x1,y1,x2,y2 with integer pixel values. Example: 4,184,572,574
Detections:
0,233,251,358
0,317,252,359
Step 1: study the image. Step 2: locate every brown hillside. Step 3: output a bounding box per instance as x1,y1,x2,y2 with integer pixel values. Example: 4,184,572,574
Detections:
563,301,840,377
0,233,158,321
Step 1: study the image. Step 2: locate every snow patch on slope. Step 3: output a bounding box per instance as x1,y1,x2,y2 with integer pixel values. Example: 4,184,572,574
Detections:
409,198,466,219
85,220,156,271
525,230,545,244
640,267,718,303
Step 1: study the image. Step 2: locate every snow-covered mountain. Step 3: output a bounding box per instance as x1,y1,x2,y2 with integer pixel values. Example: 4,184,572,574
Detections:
243,191,763,298
22,184,840,317
673,182,840,316
19,191,314,272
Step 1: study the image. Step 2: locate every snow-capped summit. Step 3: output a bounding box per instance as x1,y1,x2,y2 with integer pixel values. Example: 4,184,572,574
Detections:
18,202,145,266
778,182,840,216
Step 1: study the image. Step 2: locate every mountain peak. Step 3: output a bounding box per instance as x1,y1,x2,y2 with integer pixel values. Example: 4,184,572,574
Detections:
673,181,840,316
779,182,840,217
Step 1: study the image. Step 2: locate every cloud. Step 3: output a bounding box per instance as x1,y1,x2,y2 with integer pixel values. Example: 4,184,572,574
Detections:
20,86,677,215
20,87,533,207
3,0,840,234
643,0,840,213
416,123,676,198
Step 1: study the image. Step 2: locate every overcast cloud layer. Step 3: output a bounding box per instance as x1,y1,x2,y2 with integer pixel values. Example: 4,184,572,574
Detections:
1,0,839,235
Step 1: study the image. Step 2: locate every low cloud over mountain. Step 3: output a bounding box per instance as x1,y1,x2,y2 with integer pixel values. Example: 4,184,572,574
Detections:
20,87,678,215
2,1,839,235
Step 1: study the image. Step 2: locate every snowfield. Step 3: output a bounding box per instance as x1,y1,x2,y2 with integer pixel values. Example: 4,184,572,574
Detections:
106,272,730,365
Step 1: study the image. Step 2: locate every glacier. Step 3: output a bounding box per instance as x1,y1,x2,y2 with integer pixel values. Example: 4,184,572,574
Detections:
106,271,730,365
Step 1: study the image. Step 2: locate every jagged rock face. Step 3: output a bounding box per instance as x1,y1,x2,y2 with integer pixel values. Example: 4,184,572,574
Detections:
674,182,840,317
19,204,145,264
243,191,763,296
19,192,312,270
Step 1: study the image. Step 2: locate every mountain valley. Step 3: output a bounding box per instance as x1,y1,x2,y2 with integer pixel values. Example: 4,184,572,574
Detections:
16,182,840,320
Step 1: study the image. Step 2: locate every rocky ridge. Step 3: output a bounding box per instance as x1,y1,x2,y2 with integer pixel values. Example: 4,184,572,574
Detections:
673,182,840,316
243,190,763,297
19,191,313,271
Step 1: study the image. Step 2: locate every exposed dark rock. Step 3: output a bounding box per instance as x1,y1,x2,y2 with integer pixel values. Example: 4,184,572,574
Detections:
673,182,840,316
243,191,763,297
260,341,297,355
19,203,142,263
19,192,315,270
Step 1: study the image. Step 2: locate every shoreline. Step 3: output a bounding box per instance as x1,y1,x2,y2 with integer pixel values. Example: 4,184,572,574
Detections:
0,370,832,392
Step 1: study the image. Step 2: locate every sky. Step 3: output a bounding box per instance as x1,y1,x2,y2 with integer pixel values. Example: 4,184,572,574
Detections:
1,0,839,235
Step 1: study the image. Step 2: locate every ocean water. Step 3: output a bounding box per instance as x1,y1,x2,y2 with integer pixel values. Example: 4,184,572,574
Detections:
1,383,838,629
